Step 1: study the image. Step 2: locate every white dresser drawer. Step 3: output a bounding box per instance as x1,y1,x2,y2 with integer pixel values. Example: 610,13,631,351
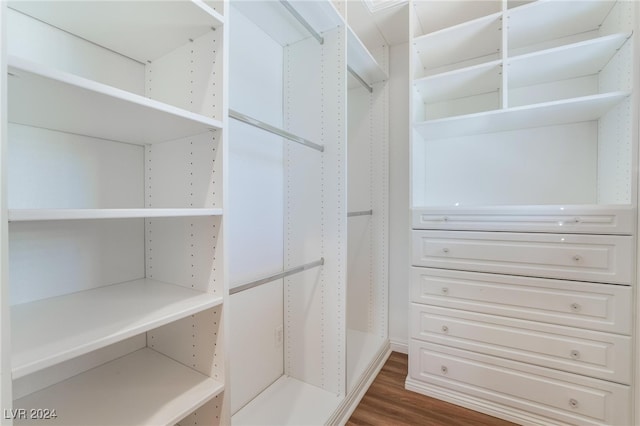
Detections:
412,205,634,234
410,304,631,384
409,341,631,426
412,231,634,285
411,268,632,334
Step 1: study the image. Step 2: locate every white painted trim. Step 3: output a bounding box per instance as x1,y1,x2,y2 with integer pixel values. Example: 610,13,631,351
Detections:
329,342,391,426
390,340,408,354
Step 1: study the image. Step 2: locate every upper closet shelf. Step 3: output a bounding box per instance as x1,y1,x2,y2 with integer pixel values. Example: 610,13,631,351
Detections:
507,0,617,53
413,12,502,76
12,278,223,378
231,0,343,46
508,33,631,88
9,208,223,222
14,348,224,426
7,0,223,63
414,92,629,140
347,27,387,88
8,56,223,145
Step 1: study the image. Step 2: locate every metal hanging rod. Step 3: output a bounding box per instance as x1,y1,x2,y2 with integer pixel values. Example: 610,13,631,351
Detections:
230,258,325,295
348,66,373,93
348,209,373,217
279,0,324,45
229,109,324,153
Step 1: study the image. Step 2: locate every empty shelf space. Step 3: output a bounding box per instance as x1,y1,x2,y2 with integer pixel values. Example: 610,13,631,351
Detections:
507,0,617,54
414,91,630,140
347,27,387,87
508,33,631,88
7,0,223,63
8,208,223,222
232,376,342,426
231,0,342,47
12,278,223,378
13,348,224,426
414,60,502,104
413,12,502,77
8,56,223,145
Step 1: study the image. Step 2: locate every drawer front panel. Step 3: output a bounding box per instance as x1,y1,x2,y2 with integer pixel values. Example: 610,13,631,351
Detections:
410,304,631,383
409,341,631,426
411,268,632,334
412,205,634,234
412,231,634,284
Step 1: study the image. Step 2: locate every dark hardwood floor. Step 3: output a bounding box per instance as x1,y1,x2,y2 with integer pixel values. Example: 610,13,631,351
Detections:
347,352,517,426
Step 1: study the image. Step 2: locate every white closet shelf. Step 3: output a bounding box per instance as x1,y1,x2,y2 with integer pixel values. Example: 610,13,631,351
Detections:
8,56,223,145
413,12,502,76
414,60,502,104
414,91,629,140
11,278,223,378
232,376,342,425
7,0,223,63
347,27,387,87
508,33,631,88
231,0,342,47
8,208,223,222
508,0,616,53
13,348,224,426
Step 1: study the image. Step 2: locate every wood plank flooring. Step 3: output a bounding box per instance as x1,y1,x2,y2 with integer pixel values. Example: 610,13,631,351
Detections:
347,352,517,426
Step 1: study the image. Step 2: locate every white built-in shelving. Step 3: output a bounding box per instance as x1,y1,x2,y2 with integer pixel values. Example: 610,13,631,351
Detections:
8,57,222,145
347,27,388,88
2,0,228,423
13,348,224,426
12,279,223,378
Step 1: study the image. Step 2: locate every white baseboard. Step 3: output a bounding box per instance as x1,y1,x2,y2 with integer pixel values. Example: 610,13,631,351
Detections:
390,340,408,354
329,341,391,426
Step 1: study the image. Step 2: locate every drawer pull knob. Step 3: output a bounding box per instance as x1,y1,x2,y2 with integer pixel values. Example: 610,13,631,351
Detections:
573,255,582,262
570,303,581,312
569,399,579,409
441,366,448,374
441,287,449,295
570,350,580,359
442,216,448,222
441,325,449,333
442,248,450,253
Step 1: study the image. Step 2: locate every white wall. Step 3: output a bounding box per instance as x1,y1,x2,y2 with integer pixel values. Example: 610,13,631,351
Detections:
388,41,410,351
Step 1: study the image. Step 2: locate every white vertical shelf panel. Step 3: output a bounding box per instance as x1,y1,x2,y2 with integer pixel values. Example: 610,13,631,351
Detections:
7,0,223,63
14,348,224,426
8,57,222,145
11,278,223,379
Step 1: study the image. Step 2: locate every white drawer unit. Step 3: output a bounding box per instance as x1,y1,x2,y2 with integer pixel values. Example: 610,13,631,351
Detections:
408,342,631,426
412,230,634,285
412,205,634,234
411,304,632,384
411,267,633,334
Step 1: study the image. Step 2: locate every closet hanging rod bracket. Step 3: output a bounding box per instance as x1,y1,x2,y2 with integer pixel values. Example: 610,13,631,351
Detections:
229,258,325,295
229,109,325,152
279,0,324,45
348,66,373,93
348,209,373,217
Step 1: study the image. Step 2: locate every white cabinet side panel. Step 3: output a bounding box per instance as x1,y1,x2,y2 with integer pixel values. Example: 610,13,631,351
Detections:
177,394,224,426
284,28,346,396
145,132,221,209
6,8,144,95
422,122,598,206
145,216,221,296
229,280,283,414
9,219,144,305
146,30,222,120
8,124,143,209
148,307,223,380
